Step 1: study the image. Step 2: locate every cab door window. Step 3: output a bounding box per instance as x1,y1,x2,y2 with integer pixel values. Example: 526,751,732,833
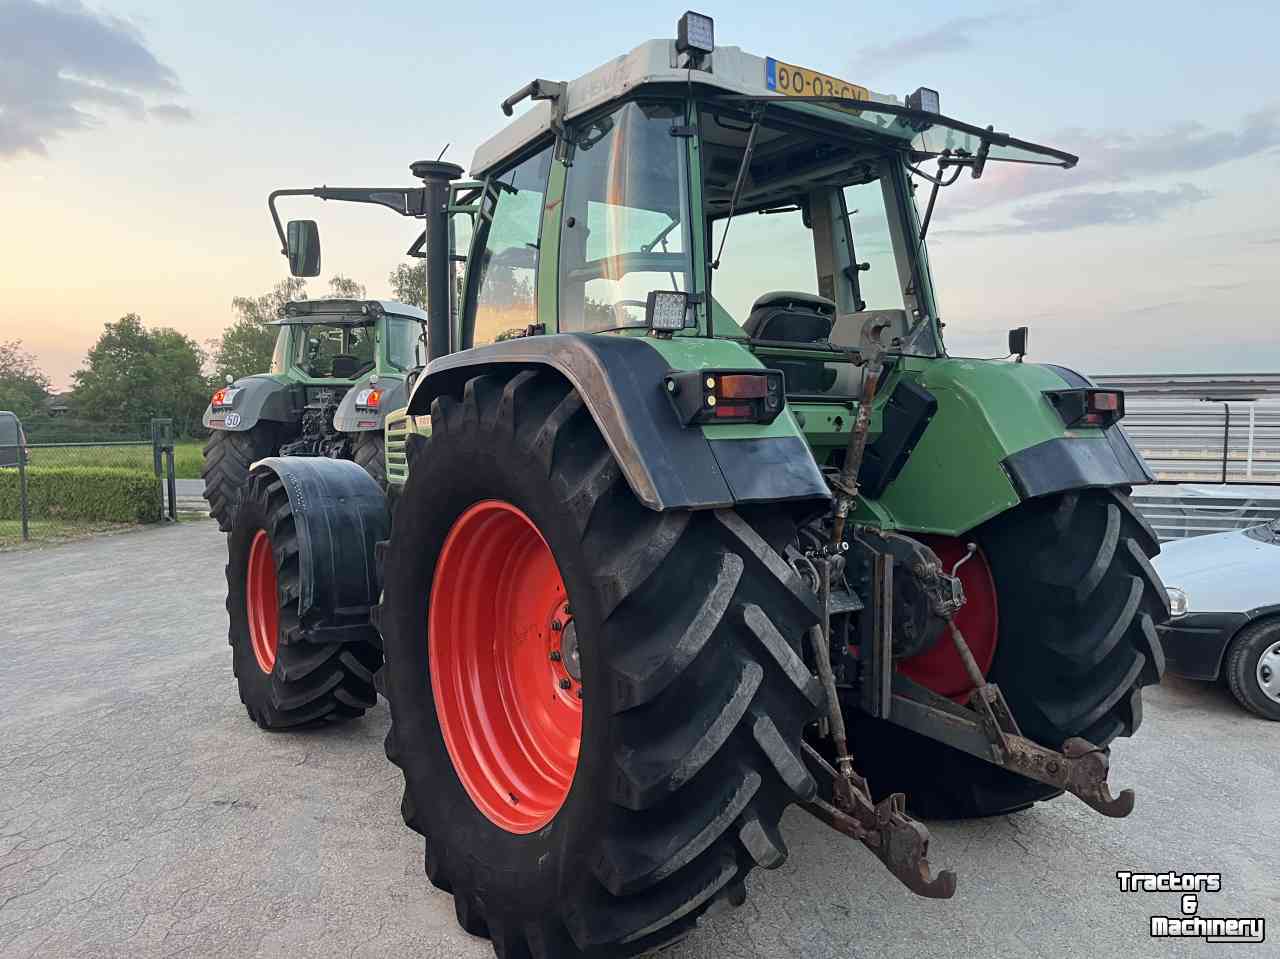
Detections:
470,146,553,346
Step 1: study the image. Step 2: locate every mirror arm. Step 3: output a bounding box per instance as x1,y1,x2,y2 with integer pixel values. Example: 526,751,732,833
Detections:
268,186,430,257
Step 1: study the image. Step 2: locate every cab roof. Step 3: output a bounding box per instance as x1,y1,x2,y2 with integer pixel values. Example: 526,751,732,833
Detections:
275,299,428,325
470,40,898,177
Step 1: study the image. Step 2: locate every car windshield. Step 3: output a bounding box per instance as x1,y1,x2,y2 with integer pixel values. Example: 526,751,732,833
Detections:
292,321,376,379
1245,521,1280,545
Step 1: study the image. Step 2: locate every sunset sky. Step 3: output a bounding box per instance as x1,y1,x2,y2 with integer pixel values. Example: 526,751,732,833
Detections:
2,0,1278,389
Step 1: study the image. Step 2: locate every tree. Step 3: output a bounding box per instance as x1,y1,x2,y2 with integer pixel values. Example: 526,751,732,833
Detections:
70,314,209,435
0,340,51,421
210,275,365,382
388,261,427,310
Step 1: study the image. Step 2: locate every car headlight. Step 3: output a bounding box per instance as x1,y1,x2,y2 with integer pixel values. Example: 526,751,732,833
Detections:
1166,587,1189,619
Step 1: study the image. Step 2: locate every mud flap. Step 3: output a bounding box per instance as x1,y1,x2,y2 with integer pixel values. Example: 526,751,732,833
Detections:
250,456,389,624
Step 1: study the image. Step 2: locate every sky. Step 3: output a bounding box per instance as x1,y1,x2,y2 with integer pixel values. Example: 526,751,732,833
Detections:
2,0,1279,389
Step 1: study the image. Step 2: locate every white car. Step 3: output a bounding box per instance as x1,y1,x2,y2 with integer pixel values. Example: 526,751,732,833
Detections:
1154,521,1280,720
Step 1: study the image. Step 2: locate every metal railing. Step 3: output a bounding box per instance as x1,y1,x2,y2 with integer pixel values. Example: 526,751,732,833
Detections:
0,416,178,543
1120,398,1280,484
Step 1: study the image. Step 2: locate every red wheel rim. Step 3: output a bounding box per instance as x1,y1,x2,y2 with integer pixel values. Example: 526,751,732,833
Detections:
246,529,279,674
429,500,581,834
898,535,999,702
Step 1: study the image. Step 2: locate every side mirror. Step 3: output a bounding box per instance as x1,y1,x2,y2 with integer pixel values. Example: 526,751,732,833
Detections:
286,220,321,277
1008,326,1029,361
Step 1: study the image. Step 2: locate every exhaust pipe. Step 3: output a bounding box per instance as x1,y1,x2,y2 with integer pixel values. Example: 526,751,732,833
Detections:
410,160,465,361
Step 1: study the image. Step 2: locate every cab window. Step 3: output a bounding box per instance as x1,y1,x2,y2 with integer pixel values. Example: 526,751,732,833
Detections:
292,323,375,379
470,145,553,346
558,102,691,332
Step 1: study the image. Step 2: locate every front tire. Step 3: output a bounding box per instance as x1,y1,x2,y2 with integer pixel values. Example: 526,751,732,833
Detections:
1225,620,1280,720
848,489,1168,819
379,370,824,958
225,469,382,729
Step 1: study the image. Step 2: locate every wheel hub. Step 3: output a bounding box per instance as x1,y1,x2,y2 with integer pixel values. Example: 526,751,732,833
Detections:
560,620,582,682
1257,645,1280,704
429,500,582,834
896,535,999,702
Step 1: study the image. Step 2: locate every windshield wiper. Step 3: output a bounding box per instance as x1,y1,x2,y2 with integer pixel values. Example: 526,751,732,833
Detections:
712,106,765,269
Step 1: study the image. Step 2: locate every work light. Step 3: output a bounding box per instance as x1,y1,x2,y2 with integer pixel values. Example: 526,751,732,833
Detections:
676,11,714,56
907,87,941,114
646,290,691,332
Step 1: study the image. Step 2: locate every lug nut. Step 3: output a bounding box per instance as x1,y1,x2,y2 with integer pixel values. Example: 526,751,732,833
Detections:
549,650,561,662
551,620,563,631
559,678,572,690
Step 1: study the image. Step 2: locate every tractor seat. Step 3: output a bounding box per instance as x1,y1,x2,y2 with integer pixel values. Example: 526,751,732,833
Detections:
743,291,837,344
330,354,360,378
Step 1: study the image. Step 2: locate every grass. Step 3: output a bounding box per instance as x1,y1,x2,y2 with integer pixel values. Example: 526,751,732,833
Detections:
0,518,135,550
21,440,206,479
173,441,203,479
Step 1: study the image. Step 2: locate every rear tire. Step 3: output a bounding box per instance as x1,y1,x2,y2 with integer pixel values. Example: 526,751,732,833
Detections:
1225,620,1280,720
379,370,824,958
203,425,280,531
848,488,1168,819
352,431,387,489
225,469,382,729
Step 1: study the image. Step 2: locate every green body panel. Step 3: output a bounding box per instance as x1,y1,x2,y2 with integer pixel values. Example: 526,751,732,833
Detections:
849,357,1079,536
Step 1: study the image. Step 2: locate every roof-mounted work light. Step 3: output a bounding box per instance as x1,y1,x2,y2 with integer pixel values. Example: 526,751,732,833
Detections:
676,11,715,56
906,87,940,114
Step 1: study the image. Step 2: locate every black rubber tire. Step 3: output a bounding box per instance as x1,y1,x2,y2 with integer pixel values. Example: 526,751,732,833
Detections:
847,488,1169,819
378,370,824,958
225,468,382,729
1225,619,1280,720
352,431,387,489
203,425,280,532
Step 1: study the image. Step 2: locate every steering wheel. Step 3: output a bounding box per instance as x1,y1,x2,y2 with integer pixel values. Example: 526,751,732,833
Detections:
611,300,650,328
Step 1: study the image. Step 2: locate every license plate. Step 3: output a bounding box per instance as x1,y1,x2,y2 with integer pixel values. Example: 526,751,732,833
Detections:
765,57,869,103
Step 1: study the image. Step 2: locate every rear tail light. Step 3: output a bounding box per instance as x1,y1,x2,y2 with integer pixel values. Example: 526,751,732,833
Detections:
664,369,785,425
1045,388,1125,429
355,388,382,409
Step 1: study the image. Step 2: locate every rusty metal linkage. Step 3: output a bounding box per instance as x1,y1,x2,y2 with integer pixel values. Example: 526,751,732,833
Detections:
944,616,1135,818
802,557,957,900
829,316,892,548
801,743,957,899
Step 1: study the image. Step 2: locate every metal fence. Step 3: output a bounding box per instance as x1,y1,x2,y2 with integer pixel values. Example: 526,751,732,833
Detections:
0,416,177,544
1120,398,1280,484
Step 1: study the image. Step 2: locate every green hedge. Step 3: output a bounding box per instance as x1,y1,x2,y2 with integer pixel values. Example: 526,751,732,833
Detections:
0,467,161,523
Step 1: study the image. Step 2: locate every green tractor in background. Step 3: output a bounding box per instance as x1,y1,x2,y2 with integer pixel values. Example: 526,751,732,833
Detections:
219,15,1168,958
200,296,428,530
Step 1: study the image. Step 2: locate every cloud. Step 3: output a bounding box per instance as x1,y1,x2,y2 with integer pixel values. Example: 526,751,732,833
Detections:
149,103,193,123
0,0,188,157
855,3,1066,73
942,183,1209,236
947,105,1280,214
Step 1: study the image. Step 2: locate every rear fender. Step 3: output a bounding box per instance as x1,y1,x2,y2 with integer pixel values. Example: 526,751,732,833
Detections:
249,457,388,621
861,358,1154,536
410,334,830,513
203,375,298,432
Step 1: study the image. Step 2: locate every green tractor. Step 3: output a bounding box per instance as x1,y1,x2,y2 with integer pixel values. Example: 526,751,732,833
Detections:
220,14,1168,957
201,295,429,530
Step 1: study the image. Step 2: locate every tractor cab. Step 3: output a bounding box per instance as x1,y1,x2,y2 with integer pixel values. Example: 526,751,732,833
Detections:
269,299,426,383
